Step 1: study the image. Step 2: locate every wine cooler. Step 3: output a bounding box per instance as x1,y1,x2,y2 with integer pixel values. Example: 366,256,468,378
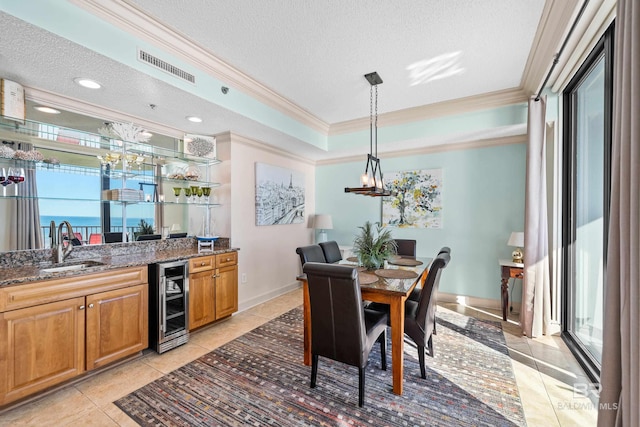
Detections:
149,260,189,353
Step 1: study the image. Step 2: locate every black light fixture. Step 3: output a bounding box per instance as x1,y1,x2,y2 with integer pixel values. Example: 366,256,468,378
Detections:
344,71,392,197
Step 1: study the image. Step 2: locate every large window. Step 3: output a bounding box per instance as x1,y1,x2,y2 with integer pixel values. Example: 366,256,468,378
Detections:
561,25,613,381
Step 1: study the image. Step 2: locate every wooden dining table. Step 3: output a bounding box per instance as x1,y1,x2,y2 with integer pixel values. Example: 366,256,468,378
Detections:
297,256,432,396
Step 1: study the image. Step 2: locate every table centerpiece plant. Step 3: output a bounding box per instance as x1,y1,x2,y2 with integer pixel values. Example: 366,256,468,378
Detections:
353,221,397,270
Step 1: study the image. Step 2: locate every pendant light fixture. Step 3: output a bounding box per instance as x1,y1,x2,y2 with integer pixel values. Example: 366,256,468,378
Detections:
344,71,392,197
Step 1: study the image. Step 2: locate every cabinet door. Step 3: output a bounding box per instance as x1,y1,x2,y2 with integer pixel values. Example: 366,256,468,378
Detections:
0,297,85,405
189,270,215,330
215,265,238,320
85,284,148,370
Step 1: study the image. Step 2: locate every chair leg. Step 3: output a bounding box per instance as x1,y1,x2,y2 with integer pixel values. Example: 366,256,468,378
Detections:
418,345,426,379
427,335,434,357
378,330,387,371
358,367,365,407
310,354,318,388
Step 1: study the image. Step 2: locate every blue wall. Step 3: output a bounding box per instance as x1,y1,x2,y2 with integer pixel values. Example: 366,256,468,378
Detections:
316,142,526,301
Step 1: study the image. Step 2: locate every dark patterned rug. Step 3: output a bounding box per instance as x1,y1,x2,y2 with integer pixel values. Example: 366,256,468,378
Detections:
115,307,526,426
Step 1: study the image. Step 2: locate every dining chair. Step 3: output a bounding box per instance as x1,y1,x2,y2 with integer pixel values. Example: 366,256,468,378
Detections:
409,246,451,302
368,251,450,379
88,233,102,245
394,239,417,258
295,244,326,268
303,262,388,407
319,240,342,263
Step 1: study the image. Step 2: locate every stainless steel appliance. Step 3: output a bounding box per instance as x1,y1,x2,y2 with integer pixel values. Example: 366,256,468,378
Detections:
149,260,189,353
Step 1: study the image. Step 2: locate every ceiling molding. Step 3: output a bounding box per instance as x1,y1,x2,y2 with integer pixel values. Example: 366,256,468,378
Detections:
317,134,527,166
25,87,185,139
329,87,528,136
69,0,330,135
520,0,582,96
219,131,316,166
551,0,616,92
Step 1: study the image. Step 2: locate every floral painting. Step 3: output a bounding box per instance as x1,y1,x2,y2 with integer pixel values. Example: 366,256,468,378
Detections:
382,168,442,228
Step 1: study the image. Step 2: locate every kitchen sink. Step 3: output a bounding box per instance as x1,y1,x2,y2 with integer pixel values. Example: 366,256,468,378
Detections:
40,260,105,274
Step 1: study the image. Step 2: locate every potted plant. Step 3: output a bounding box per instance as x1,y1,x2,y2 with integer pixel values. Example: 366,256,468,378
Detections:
134,219,154,240
353,221,397,270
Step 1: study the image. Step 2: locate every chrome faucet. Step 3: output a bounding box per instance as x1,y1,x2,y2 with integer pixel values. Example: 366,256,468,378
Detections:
49,220,57,249
56,221,75,263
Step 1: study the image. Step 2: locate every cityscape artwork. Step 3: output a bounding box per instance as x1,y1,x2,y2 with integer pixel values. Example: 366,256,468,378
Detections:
255,162,305,226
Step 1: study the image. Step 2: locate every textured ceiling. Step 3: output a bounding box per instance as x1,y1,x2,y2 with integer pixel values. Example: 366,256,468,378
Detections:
127,0,546,123
0,0,552,160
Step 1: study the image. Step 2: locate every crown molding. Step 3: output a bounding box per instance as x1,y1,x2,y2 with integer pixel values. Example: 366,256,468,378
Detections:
25,87,184,139
520,0,582,95
317,134,526,166
69,0,330,135
218,131,315,165
329,87,528,136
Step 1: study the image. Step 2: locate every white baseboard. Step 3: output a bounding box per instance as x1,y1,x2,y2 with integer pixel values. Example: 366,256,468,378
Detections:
438,291,521,314
238,281,301,313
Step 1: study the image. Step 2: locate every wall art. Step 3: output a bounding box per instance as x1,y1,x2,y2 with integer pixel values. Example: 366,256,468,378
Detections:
382,168,442,228
255,162,305,226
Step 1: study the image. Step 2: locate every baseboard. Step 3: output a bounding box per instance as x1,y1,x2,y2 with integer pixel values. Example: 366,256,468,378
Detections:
238,281,301,313
438,292,521,314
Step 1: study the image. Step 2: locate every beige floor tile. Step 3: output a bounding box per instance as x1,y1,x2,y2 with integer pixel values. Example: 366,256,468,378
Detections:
142,341,209,373
63,407,119,427
74,360,164,408
101,403,140,427
0,386,97,427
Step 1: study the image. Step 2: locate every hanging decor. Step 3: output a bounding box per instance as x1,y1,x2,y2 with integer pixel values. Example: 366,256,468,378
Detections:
344,72,392,197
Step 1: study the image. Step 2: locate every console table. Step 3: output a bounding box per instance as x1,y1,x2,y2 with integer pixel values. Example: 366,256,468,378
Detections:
499,259,524,321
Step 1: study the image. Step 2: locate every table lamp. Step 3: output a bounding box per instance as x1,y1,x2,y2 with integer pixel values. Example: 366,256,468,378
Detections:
508,231,524,263
314,214,333,243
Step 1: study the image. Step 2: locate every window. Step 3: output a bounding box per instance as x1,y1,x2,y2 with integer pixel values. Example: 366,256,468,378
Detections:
561,24,613,381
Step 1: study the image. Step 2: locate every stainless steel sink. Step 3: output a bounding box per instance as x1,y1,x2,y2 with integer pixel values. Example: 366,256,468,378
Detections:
40,260,105,274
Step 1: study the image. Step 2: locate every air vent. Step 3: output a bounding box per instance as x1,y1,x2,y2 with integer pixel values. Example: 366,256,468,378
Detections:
138,49,195,84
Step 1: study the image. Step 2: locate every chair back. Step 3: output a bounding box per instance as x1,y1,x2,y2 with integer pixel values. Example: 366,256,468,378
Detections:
319,240,342,263
414,252,450,330
394,239,417,258
296,245,326,267
303,262,367,367
88,233,102,245
438,246,451,255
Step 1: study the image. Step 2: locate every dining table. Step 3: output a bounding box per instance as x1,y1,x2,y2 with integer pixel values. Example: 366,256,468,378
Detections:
297,256,432,396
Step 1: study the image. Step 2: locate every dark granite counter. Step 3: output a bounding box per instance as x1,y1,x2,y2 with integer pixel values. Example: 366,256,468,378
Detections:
0,237,238,287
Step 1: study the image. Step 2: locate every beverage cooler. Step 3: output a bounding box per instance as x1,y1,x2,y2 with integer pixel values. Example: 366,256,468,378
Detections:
148,260,189,353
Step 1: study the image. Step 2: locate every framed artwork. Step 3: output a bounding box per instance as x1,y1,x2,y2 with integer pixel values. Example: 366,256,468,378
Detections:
183,134,216,159
382,168,443,228
255,162,305,226
0,79,25,123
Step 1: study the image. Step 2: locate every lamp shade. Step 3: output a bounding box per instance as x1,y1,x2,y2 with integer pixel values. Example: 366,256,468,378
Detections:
507,232,524,247
314,214,333,230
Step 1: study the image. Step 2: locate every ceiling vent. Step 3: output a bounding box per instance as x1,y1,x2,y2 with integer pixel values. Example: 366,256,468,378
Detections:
138,49,195,84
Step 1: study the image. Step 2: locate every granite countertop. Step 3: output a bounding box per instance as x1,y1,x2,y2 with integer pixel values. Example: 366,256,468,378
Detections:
0,247,238,287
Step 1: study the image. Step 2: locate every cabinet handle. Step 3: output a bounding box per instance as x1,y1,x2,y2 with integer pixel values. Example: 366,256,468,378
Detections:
226,258,231,262
201,262,206,266
88,303,94,308
79,305,85,310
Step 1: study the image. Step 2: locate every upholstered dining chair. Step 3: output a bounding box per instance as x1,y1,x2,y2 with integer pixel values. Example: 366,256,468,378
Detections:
303,262,388,407
368,251,450,379
394,239,417,258
319,240,342,263
409,246,451,302
295,244,326,268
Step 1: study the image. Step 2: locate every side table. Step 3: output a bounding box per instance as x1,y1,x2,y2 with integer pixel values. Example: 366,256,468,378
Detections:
499,259,524,321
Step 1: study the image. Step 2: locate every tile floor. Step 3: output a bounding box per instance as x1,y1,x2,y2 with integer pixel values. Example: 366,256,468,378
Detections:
0,288,597,426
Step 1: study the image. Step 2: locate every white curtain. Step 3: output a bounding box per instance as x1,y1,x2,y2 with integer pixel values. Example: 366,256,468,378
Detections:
9,143,42,250
598,0,640,425
520,95,551,338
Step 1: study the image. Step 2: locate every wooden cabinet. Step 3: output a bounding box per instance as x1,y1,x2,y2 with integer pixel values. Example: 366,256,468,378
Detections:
189,252,238,331
0,266,148,406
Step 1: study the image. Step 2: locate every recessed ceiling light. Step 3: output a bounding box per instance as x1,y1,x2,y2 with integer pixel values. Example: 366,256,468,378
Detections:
74,77,101,89
33,106,61,114
186,116,202,123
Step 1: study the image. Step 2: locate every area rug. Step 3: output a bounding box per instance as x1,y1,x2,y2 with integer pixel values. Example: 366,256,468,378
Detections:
115,307,526,426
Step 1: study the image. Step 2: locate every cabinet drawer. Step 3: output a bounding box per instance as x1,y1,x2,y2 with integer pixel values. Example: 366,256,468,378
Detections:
216,251,237,268
0,266,147,313
189,256,215,273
